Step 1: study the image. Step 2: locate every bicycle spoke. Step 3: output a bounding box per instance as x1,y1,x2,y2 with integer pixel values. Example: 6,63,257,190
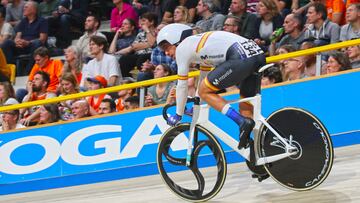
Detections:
157,123,227,201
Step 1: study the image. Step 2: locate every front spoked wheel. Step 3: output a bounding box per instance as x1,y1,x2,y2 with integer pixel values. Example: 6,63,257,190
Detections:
258,107,333,190
157,123,227,202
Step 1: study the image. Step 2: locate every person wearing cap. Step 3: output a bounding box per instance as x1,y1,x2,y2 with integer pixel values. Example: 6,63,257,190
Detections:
86,75,112,115
81,35,122,89
157,23,266,152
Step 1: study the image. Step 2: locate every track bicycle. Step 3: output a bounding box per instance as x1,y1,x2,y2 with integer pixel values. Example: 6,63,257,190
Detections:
156,64,334,202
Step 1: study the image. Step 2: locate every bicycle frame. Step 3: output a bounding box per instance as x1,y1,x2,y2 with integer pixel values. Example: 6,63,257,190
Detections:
188,94,298,166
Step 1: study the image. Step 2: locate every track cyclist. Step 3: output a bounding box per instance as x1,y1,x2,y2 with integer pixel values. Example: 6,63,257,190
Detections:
157,23,266,149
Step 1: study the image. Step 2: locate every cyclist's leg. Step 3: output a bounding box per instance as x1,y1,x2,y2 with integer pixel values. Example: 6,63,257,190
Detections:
200,55,265,147
238,73,259,118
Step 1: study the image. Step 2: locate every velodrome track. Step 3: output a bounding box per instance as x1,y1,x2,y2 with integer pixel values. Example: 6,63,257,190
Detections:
1,144,360,203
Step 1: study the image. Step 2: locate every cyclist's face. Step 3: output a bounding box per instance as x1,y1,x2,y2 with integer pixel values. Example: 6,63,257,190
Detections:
161,43,177,59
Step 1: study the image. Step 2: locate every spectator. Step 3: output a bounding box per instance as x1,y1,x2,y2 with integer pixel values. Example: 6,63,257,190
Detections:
143,0,168,24
173,6,195,27
0,0,9,8
228,0,258,39
115,79,135,112
124,95,139,110
261,65,283,86
0,109,25,131
254,0,284,49
145,64,175,106
136,22,177,82
49,0,89,48
0,6,14,44
76,14,107,61
38,103,60,124
86,75,111,115
194,0,225,33
38,0,59,18
299,41,319,76
325,51,351,74
28,47,63,93
273,0,292,17
62,45,83,84
269,13,304,55
276,43,300,80
340,3,360,41
5,0,25,27
58,72,79,120
291,0,311,15
223,15,241,35
282,56,307,80
21,71,56,126
110,0,138,33
98,98,116,114
71,99,90,119
108,18,137,56
118,12,157,78
81,35,122,88
346,45,360,68
1,1,48,73
304,2,340,45
162,0,197,23
0,81,17,106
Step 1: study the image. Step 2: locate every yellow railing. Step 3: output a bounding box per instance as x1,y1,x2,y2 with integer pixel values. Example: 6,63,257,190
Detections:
1,38,360,112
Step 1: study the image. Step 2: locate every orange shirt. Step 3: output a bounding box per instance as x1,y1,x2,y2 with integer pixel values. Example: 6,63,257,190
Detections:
87,94,106,111
28,59,63,92
76,72,82,84
0,48,10,79
115,98,125,112
346,0,360,8
327,0,346,25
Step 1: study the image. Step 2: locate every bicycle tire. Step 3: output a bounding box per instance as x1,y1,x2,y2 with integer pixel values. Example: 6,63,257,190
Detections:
157,123,227,202
257,107,333,191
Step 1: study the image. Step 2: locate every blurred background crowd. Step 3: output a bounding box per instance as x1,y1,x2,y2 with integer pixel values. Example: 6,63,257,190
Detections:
0,0,360,131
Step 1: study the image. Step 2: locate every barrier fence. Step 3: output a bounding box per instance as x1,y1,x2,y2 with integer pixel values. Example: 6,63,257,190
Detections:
1,38,360,113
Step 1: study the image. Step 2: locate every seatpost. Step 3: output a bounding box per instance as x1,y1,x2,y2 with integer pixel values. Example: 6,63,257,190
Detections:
254,72,262,95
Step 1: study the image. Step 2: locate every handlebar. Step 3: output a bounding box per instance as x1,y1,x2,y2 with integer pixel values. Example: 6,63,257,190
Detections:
162,97,199,121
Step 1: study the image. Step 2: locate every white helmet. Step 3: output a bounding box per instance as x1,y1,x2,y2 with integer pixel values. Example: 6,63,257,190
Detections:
157,23,193,46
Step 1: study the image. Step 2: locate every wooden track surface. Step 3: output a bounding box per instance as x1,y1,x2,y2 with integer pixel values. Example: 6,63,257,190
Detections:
1,145,359,203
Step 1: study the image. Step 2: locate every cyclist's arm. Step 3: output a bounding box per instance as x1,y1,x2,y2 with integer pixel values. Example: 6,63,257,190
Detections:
175,44,195,116
175,66,190,116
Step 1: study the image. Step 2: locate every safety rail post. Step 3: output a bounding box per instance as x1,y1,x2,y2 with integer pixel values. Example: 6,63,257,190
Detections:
316,53,322,76
139,87,145,107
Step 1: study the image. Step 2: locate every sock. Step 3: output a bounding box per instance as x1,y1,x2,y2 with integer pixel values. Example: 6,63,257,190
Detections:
221,104,244,126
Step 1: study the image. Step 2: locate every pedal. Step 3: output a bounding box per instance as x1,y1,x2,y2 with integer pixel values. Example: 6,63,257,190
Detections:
251,173,270,182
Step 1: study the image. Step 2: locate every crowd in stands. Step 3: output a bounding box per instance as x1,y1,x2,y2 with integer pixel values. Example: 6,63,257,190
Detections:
1,0,360,131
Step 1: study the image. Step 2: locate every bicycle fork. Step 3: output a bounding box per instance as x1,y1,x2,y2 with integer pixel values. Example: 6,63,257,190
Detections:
186,97,201,166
